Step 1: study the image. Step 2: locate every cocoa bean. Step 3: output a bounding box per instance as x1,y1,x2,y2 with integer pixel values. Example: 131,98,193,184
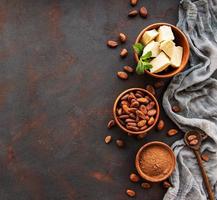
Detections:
137,97,149,104
135,93,143,98
147,117,155,126
172,105,181,112
104,135,112,144
146,101,155,110
187,135,197,141
107,120,116,129
128,10,138,17
121,100,129,106
201,153,209,162
139,6,148,18
127,125,139,131
147,109,157,116
126,189,136,197
145,115,149,121
123,66,134,73
146,85,155,96
130,173,140,182
121,94,129,100
122,104,130,114
107,40,118,48
130,0,138,6
139,105,147,114
125,118,136,123
117,71,128,80
157,120,165,131
130,101,140,108
141,182,151,189
137,120,147,127
129,113,136,119
116,139,125,147
189,139,198,145
167,129,178,136
117,108,122,116
163,181,171,189
127,122,137,127
128,108,137,113
140,125,148,131
120,48,128,58
136,110,146,119
119,115,129,119
119,33,127,43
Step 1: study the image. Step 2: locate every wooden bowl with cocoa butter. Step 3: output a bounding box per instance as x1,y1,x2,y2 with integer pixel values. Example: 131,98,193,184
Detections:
113,88,160,136
135,141,176,182
134,23,190,78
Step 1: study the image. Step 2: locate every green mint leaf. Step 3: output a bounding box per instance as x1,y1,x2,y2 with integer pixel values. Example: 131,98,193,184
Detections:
136,60,144,75
140,51,152,61
133,43,144,56
136,54,153,75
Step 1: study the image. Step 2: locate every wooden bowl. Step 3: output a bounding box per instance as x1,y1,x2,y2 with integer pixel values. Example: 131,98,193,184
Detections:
113,88,160,135
134,23,190,78
135,141,176,182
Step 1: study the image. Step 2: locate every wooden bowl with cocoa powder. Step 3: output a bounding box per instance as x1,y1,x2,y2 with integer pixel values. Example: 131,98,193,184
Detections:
113,88,160,135
134,23,190,78
135,141,176,182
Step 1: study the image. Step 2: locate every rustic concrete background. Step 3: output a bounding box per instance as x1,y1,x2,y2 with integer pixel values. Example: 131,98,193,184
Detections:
0,0,186,199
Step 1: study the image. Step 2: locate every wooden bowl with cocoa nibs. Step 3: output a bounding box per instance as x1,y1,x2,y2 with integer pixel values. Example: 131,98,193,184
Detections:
113,88,160,135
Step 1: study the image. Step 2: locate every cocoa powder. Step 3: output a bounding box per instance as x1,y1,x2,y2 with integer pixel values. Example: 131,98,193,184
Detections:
139,145,173,179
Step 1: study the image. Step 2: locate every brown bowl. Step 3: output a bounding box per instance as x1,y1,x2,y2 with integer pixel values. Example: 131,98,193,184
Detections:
134,22,190,78
135,141,176,182
113,88,160,135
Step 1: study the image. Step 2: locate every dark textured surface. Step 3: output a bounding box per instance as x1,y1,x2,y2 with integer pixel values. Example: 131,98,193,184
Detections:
0,0,183,199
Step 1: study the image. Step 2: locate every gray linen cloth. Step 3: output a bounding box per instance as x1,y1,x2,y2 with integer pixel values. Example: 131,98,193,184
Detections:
163,0,217,199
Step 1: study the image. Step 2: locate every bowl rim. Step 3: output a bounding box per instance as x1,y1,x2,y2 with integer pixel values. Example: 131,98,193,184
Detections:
113,88,160,135
135,141,176,182
134,22,190,78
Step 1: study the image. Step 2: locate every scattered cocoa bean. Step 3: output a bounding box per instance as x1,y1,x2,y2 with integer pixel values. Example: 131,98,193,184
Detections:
167,129,178,136
157,120,165,131
163,181,171,189
130,0,138,6
137,133,146,139
126,189,136,197
139,6,148,18
146,85,156,96
147,117,155,126
128,10,138,17
141,182,151,189
120,48,128,58
201,153,209,162
104,135,112,144
189,139,198,146
147,109,157,116
117,71,128,80
172,105,181,113
116,139,125,148
187,135,197,141
119,33,127,43
107,40,118,48
154,81,164,89
130,173,140,182
123,66,134,73
107,120,116,129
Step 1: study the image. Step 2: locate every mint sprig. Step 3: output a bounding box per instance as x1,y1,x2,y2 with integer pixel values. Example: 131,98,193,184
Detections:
133,43,144,56
136,51,152,75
